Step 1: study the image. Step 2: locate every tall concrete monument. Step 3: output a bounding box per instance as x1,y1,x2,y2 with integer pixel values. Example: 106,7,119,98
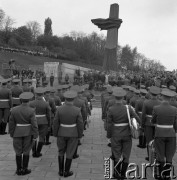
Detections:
91,3,122,72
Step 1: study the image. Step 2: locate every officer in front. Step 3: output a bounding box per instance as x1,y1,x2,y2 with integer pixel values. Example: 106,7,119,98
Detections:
9,92,38,175
151,90,177,179
107,88,140,179
53,90,84,178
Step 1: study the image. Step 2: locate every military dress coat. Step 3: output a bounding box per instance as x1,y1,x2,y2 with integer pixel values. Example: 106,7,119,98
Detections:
151,102,177,163
53,103,84,159
9,104,38,155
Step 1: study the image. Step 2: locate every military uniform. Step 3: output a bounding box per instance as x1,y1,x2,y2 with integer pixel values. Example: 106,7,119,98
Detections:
0,80,12,135
107,88,140,179
9,92,38,175
151,90,177,179
29,88,51,157
142,86,161,161
11,79,23,107
53,90,84,177
44,87,56,145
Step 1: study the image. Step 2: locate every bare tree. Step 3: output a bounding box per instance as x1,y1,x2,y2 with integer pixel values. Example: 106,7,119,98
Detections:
3,15,15,32
0,8,5,29
26,21,42,40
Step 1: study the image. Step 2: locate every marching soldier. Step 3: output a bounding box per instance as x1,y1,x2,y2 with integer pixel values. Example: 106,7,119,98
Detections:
44,87,56,145
53,90,84,177
0,79,12,135
72,86,87,158
135,89,148,148
11,79,23,107
142,86,161,161
151,90,177,179
9,92,38,175
29,88,51,157
107,88,140,179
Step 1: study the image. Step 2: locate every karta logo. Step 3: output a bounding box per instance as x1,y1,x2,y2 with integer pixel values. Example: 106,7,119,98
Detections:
104,158,176,179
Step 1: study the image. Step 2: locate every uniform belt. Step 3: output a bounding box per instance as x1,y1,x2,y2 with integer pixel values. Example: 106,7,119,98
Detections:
138,111,142,114
16,124,31,126
114,123,129,127
12,97,20,99
156,124,173,128
146,115,152,118
60,124,76,127
0,99,9,101
35,115,46,117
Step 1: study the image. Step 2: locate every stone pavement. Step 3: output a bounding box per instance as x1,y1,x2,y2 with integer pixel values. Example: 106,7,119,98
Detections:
0,108,177,180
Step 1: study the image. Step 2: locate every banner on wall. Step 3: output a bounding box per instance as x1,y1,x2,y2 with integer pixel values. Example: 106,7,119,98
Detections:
44,62,59,77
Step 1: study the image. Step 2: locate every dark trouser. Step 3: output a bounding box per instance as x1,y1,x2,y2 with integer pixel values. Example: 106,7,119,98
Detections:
0,108,10,123
145,126,155,144
57,137,78,159
13,136,32,156
111,136,132,163
155,137,176,163
38,124,48,142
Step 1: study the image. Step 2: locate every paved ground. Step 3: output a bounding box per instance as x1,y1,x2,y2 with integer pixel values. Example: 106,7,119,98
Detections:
0,107,177,180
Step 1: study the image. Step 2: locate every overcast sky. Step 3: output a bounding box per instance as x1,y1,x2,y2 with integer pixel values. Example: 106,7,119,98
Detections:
1,0,177,71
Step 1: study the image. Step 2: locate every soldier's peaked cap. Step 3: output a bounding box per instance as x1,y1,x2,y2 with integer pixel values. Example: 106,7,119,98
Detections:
1,79,7,85
113,88,126,97
50,88,56,93
62,84,69,89
169,85,176,90
149,86,161,95
161,90,175,97
35,87,45,94
44,87,51,93
12,79,20,83
140,89,148,94
20,92,34,100
64,90,77,99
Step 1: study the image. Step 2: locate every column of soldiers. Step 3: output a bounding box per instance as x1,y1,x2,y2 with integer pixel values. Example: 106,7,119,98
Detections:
102,84,177,179
0,78,93,177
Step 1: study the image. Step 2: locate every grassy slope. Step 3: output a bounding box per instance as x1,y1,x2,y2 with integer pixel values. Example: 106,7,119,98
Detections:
0,51,102,73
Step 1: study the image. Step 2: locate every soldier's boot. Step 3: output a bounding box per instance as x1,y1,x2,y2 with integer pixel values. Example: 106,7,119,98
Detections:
121,162,128,179
64,158,73,177
145,145,149,161
78,139,81,146
45,132,51,145
2,122,7,135
50,127,53,136
36,142,43,157
84,121,87,130
16,155,22,175
22,155,31,175
58,156,64,176
32,141,37,157
73,146,79,159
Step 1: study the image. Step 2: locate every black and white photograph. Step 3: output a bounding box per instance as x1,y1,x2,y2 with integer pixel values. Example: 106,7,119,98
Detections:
0,0,177,179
